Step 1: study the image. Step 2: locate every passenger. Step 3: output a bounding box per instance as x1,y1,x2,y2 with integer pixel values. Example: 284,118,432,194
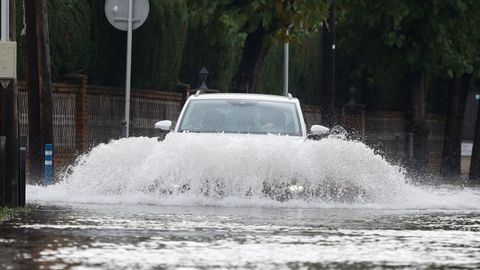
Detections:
260,110,285,133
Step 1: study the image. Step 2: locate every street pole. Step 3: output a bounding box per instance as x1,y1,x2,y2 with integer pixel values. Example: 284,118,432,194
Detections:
283,28,289,97
37,0,53,158
24,0,54,183
25,0,43,182
37,0,54,183
124,0,133,138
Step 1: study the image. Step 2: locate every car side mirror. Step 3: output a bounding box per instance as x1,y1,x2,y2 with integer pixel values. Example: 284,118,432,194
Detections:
310,125,329,136
154,120,172,131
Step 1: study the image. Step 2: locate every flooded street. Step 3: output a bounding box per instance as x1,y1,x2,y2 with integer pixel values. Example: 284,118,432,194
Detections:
2,136,480,269
3,0,480,268
1,203,480,269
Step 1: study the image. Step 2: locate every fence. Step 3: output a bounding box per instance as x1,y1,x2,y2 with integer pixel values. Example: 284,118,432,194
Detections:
364,111,445,170
17,80,449,177
87,85,183,145
18,80,184,177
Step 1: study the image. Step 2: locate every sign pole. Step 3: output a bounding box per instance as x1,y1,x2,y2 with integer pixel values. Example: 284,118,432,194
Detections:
105,0,149,138
124,0,133,138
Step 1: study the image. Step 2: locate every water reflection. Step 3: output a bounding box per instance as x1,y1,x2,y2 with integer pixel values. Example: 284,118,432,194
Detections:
1,204,480,269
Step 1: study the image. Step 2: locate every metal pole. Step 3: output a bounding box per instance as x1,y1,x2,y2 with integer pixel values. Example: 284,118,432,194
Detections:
1,0,9,41
124,0,134,138
283,29,289,97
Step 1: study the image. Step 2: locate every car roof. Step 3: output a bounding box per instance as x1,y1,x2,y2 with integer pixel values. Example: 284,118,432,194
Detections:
189,93,298,103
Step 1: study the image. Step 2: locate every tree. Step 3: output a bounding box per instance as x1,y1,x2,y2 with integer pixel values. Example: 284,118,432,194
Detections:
189,0,329,93
337,0,480,175
435,1,480,178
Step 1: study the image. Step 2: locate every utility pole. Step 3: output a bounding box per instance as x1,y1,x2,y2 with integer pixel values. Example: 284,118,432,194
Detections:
36,0,54,178
24,0,42,182
24,0,54,183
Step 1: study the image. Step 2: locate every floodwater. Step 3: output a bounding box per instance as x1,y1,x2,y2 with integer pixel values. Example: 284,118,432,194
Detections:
2,135,480,269
2,204,480,269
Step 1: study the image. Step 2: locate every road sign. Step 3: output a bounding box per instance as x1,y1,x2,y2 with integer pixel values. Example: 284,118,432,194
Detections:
105,0,149,31
105,0,150,137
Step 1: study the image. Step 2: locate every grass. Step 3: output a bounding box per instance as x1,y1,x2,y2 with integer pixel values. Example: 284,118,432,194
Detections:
0,207,14,221
0,205,33,222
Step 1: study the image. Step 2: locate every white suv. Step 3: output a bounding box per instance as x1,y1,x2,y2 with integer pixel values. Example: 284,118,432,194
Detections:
155,92,328,138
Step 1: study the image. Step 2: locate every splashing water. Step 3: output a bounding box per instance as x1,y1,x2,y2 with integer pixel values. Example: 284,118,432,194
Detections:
28,133,480,209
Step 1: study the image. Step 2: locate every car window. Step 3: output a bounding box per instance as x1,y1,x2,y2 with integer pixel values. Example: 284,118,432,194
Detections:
178,99,302,136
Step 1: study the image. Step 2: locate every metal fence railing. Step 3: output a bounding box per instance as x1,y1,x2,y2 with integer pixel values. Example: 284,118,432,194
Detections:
17,81,448,173
87,85,184,145
18,84,76,151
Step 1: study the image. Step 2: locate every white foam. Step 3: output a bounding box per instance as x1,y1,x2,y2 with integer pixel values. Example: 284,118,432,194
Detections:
27,134,480,209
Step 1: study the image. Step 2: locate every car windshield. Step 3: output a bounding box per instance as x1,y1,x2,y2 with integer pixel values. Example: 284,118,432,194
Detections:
178,99,302,136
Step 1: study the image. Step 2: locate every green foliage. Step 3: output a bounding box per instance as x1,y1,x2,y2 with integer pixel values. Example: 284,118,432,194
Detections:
13,0,480,111
132,0,188,89
13,0,92,80
337,0,480,110
15,0,188,90
15,0,27,80
189,0,330,40
47,0,92,80
179,14,244,91
0,207,11,219
257,33,323,103
0,205,32,221
88,0,188,89
428,0,480,78
188,0,329,93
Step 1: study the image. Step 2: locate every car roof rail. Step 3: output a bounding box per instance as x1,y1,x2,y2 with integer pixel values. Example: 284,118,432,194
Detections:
287,93,293,100
194,89,221,96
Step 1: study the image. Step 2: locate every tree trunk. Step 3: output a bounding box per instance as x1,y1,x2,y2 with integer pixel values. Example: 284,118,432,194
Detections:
469,94,480,182
440,74,471,178
320,1,336,127
229,26,270,93
405,71,429,175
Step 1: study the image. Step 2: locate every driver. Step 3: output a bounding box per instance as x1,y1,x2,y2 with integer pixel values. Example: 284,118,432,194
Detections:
259,110,285,133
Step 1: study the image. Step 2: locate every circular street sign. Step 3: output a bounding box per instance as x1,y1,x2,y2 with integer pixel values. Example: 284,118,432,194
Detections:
105,0,150,31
